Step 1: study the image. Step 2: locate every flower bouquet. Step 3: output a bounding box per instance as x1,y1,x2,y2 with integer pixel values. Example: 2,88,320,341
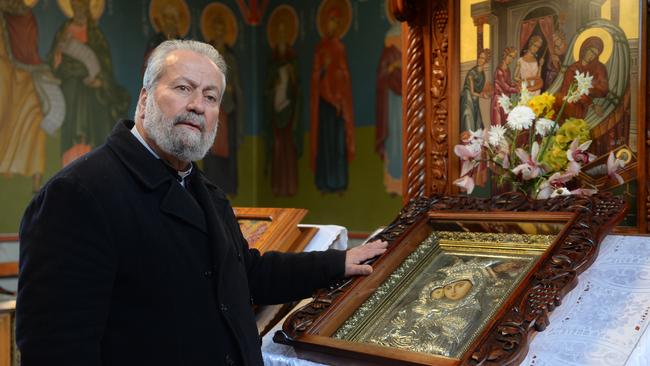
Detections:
454,72,626,199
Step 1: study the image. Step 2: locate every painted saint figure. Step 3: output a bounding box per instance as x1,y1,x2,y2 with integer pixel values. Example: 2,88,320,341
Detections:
0,0,64,191
310,0,354,193
266,5,302,197
490,47,519,126
50,0,130,166
459,48,491,132
200,3,244,195
544,30,568,88
375,21,402,195
556,36,610,153
514,35,545,96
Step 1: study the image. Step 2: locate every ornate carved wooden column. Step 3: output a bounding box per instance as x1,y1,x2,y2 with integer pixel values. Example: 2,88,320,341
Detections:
645,0,649,232
392,0,456,204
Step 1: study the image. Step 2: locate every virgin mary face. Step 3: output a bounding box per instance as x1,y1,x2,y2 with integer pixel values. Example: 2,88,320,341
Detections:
582,47,599,63
443,279,473,301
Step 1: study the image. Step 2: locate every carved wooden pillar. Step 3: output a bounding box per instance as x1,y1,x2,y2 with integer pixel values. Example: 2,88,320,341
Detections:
393,0,455,204
646,1,649,232
392,0,426,202
429,2,452,196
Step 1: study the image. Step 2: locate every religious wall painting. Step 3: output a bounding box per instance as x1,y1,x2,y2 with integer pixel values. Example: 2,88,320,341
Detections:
375,0,403,196
458,0,641,228
144,0,191,69
200,2,244,196
310,0,354,193
0,0,64,192
265,4,302,197
51,0,130,167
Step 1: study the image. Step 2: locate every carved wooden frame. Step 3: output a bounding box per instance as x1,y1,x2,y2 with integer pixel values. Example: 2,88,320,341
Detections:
233,207,317,254
394,0,648,233
275,192,627,365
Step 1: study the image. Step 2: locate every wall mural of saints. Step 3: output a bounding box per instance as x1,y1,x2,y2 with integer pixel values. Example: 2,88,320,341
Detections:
144,0,191,69
0,0,64,192
310,0,354,193
265,4,301,197
459,0,638,224
375,2,403,196
200,2,244,196
51,0,129,166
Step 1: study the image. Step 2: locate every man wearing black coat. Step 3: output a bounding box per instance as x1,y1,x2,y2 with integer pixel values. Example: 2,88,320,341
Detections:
16,40,387,366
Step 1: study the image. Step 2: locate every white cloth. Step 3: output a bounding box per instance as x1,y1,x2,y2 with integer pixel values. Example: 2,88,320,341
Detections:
522,235,650,366
298,224,348,252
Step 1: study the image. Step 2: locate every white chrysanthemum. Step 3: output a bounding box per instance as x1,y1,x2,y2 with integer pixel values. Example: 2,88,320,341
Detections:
518,83,532,105
506,105,535,131
497,94,512,114
488,125,507,147
574,71,593,96
535,118,556,137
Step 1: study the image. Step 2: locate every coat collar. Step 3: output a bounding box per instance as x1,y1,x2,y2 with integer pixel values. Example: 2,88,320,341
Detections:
106,120,230,233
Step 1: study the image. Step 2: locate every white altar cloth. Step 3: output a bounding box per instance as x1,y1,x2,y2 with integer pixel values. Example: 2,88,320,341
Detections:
521,234,650,366
262,235,650,366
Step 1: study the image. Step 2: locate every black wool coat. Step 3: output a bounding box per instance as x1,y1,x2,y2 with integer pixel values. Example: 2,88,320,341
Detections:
17,120,345,366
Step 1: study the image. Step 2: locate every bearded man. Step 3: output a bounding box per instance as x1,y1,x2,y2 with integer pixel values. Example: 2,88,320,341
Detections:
16,40,386,366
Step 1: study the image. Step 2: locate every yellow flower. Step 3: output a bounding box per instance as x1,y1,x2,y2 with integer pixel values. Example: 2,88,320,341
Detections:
541,117,591,170
528,93,556,117
543,145,568,171
558,118,590,142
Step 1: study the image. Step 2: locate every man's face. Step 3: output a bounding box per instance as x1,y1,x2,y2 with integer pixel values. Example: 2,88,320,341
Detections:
140,50,224,163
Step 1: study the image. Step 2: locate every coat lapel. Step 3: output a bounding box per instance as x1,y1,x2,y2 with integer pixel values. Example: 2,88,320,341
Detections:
160,182,207,233
189,173,233,273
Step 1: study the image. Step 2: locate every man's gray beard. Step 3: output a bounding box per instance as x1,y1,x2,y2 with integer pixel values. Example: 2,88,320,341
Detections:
142,97,218,162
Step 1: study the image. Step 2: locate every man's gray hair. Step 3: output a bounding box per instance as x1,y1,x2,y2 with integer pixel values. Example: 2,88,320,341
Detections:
142,39,227,91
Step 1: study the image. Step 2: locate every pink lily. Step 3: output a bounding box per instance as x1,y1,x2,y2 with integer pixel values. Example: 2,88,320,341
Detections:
512,142,542,180
454,175,475,194
454,143,481,179
607,152,625,185
566,139,596,174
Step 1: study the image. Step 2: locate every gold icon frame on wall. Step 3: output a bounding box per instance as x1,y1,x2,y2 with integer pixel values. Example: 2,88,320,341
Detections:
149,0,191,37
57,0,105,20
200,2,238,47
267,4,299,49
